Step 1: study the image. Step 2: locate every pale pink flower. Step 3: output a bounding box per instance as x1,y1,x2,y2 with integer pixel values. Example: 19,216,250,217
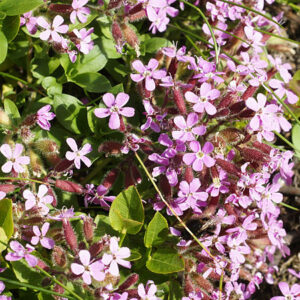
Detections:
73,28,94,54
65,138,92,169
37,15,68,42
70,0,91,24
94,93,135,130
102,237,131,276
137,280,159,300
36,105,55,131
5,241,38,267
31,222,54,249
270,282,300,300
20,11,37,34
71,250,105,284
23,184,53,215
0,144,30,173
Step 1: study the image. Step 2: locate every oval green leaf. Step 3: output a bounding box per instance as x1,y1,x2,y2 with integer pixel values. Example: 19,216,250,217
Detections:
0,0,43,16
0,31,8,64
0,198,14,239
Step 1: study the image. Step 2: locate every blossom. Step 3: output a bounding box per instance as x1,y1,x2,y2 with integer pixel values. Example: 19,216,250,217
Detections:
65,138,92,169
70,0,91,24
141,100,165,133
269,79,298,105
90,185,115,209
31,222,54,249
270,282,300,300
183,141,215,171
102,237,131,276
37,15,68,42
73,28,94,54
23,184,53,215
172,113,206,142
5,241,38,267
36,105,55,131
71,250,105,284
20,11,37,34
185,83,219,115
130,59,166,91
0,143,30,173
94,93,135,130
137,280,160,300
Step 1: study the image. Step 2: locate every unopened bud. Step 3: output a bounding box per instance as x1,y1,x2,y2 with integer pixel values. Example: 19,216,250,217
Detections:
252,141,272,154
52,245,67,268
83,215,95,243
55,180,83,194
112,21,123,45
219,128,244,146
102,168,119,189
239,147,268,163
54,159,74,172
192,273,214,294
98,141,122,155
229,101,246,114
29,150,44,176
214,108,230,119
34,139,59,154
241,86,258,101
118,274,139,291
128,3,146,22
63,220,78,253
173,87,187,115
160,175,171,198
19,126,34,143
108,0,122,10
89,241,104,257
49,4,73,13
239,109,255,118
0,184,16,193
121,23,139,49
184,166,194,183
216,158,240,176
22,114,37,127
217,93,236,109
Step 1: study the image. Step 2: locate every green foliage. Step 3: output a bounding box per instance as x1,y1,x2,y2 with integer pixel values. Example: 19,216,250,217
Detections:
0,31,8,64
0,0,43,16
0,198,14,240
109,186,144,234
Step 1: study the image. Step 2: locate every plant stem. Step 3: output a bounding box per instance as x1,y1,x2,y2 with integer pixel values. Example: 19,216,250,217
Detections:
134,152,215,260
0,177,48,185
35,265,84,300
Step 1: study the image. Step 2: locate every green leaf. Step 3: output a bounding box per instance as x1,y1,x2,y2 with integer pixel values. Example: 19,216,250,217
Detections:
0,0,43,16
10,260,43,285
109,186,144,234
0,227,8,253
42,76,62,96
98,37,121,59
0,198,14,239
146,248,184,274
2,16,20,42
4,98,21,124
144,38,171,53
144,212,168,248
292,124,300,156
168,281,183,300
127,249,142,261
71,72,111,93
94,214,119,239
0,31,8,64
53,94,88,134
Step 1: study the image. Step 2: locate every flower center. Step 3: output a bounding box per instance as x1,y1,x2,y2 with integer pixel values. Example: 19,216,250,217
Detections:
196,151,204,159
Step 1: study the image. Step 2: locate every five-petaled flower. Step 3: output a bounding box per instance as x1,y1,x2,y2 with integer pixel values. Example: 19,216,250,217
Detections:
70,0,91,24
94,92,135,130
102,237,131,276
71,250,105,284
36,105,56,131
270,282,300,300
31,222,55,249
0,143,30,173
65,138,92,169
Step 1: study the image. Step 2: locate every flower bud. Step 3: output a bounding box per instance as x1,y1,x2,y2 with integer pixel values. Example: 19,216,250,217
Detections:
112,21,123,45
215,158,240,176
219,128,245,146
118,274,139,291
63,220,78,253
108,0,122,10
98,141,122,155
241,86,258,101
52,245,67,268
160,175,171,198
22,114,37,127
55,180,83,194
49,4,73,13
173,87,187,115
238,147,268,163
83,215,95,243
102,168,120,189
128,3,147,22
89,241,104,257
252,141,272,154
19,126,34,143
217,93,236,109
0,184,16,193
229,101,246,114
184,166,194,183
34,139,59,154
239,109,255,118
54,159,74,172
121,23,139,49
191,273,214,294
29,150,45,176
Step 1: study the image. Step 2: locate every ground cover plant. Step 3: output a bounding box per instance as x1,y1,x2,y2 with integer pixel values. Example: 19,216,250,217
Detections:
0,0,299,299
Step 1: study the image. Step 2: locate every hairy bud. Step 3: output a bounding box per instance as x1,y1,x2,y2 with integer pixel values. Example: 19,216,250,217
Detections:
118,274,139,291
52,246,67,268
89,241,104,257
102,168,119,189
173,87,187,115
83,215,95,243
55,180,83,194
0,184,16,193
62,220,78,254
49,4,73,13
216,158,240,176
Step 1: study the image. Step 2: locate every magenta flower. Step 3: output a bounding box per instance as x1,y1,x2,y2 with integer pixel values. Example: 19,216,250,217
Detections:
71,250,105,285
5,241,38,267
269,79,298,105
36,105,55,131
70,0,91,24
23,184,53,215
183,141,215,171
172,113,206,142
130,59,167,91
137,280,159,300
73,28,94,54
31,222,54,249
0,144,30,173
65,138,92,169
90,185,115,210
185,83,219,115
102,237,131,276
94,93,135,130
37,15,68,42
147,7,170,34
20,11,37,34
270,282,300,300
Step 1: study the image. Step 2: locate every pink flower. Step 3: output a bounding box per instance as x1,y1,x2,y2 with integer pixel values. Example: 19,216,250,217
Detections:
137,280,159,300
20,11,37,34
31,222,54,249
172,113,206,142
70,0,91,24
0,144,30,173
36,105,55,131
269,79,298,105
65,138,92,169
183,141,215,171
71,250,105,284
94,93,135,130
37,15,68,43
185,83,219,115
130,59,166,91
270,282,300,300
73,28,94,54
102,237,131,276
23,184,53,215
5,241,38,267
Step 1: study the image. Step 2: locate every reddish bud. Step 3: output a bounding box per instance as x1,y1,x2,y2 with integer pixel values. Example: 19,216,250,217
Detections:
52,245,67,268
239,147,268,163
128,4,147,22
63,220,78,253
121,23,139,49
108,0,122,10
22,114,37,127
192,273,214,294
160,175,171,198
118,274,139,291
229,101,246,114
55,180,83,194
253,141,272,154
54,159,74,172
217,93,236,109
89,241,104,257
112,21,123,45
214,108,230,119
241,86,258,101
83,216,95,243
173,87,187,115
239,109,255,118
49,4,73,13
219,128,245,146
35,139,59,154
216,158,240,176
184,166,194,183
98,141,122,155
0,184,16,193
102,168,120,189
